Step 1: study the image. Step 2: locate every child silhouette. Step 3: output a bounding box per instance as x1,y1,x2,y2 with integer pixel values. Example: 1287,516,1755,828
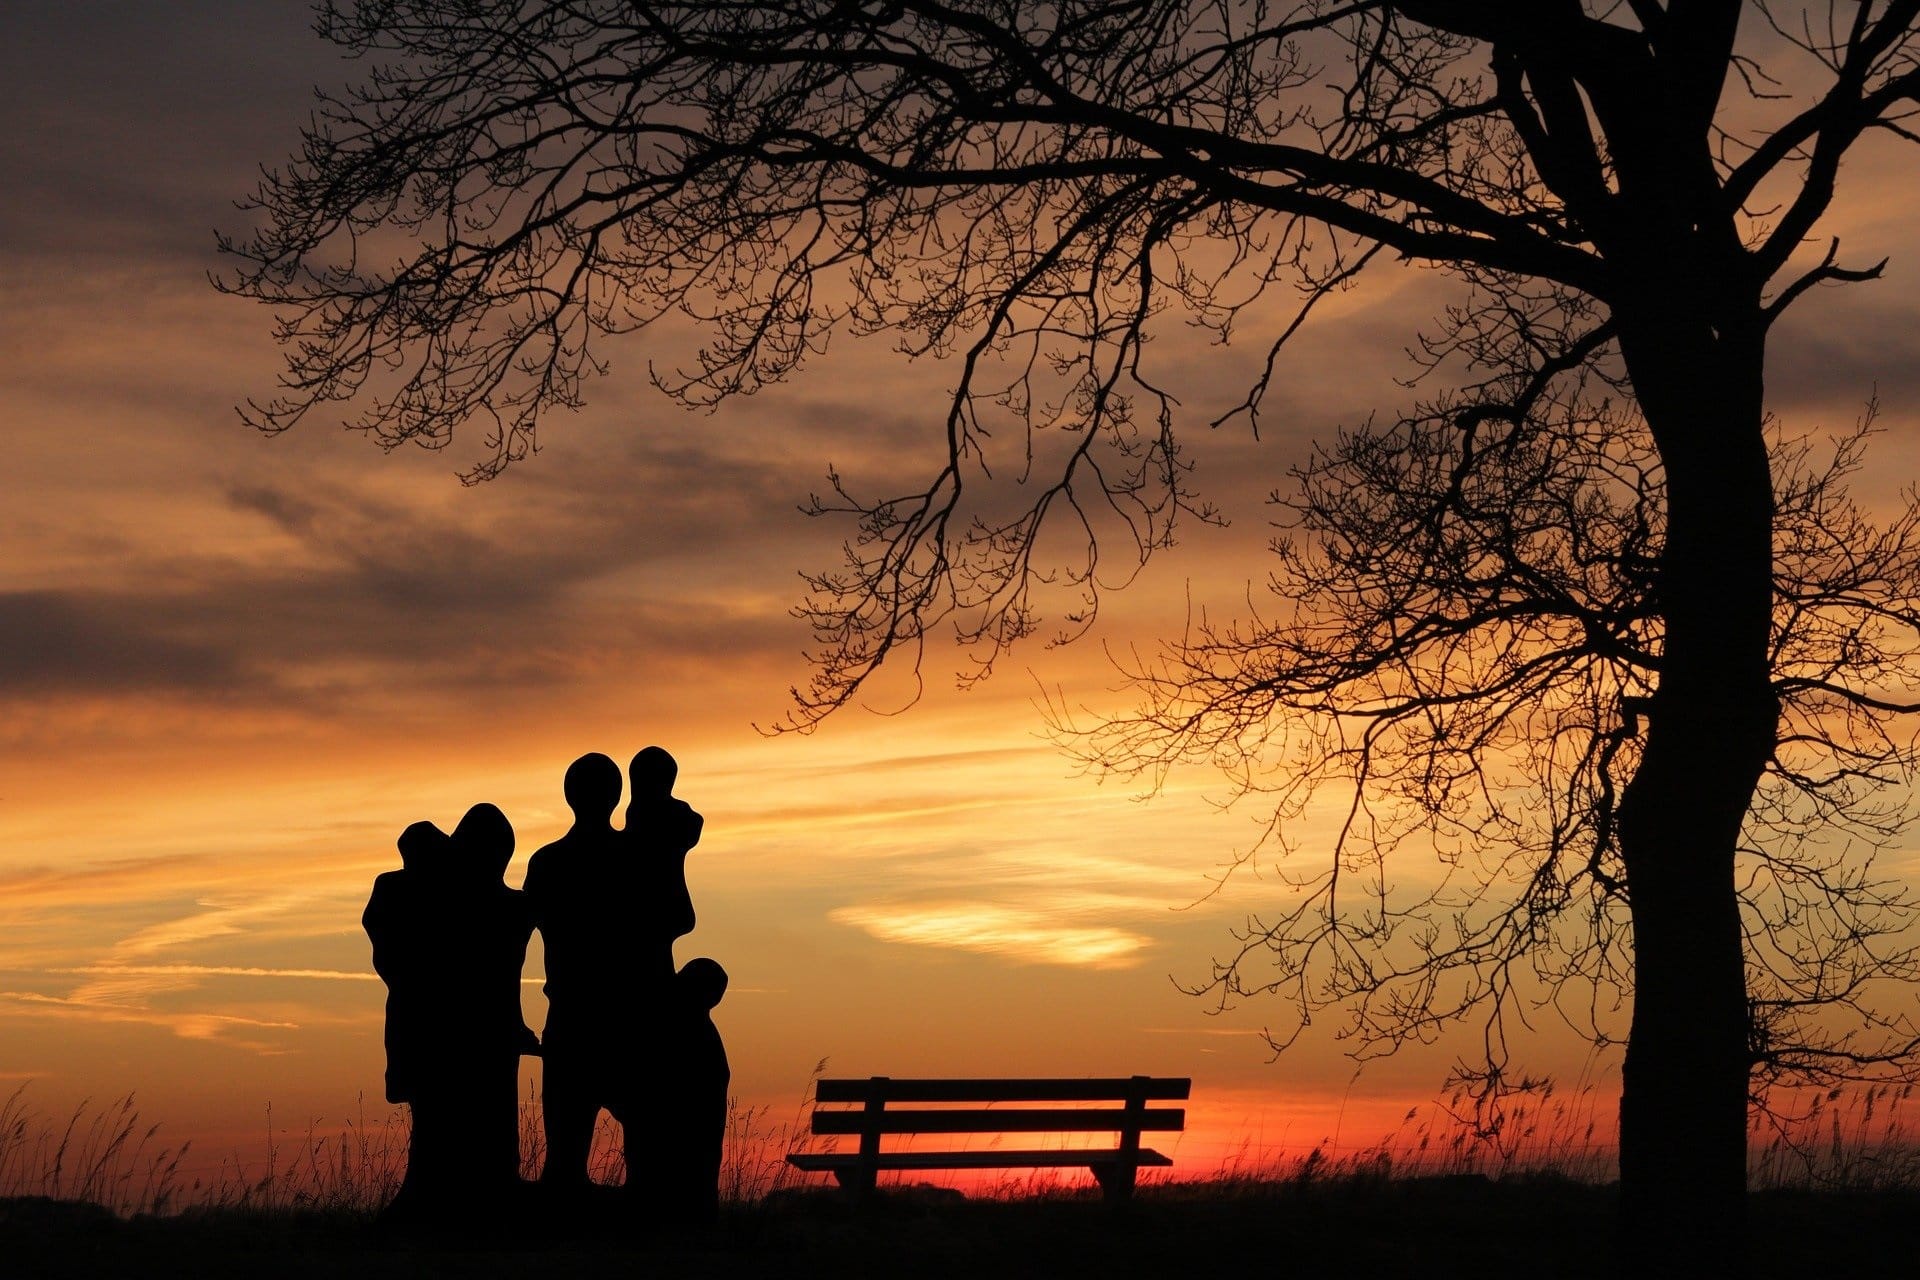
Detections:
646,956,730,1225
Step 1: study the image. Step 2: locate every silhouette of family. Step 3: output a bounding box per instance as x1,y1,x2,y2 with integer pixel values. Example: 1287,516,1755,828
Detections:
364,748,726,1230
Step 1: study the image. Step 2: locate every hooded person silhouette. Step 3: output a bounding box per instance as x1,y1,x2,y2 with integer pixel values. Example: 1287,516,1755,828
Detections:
365,804,536,1224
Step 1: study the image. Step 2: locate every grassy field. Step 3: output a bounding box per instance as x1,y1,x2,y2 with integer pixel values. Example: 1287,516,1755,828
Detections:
4,1082,1918,1277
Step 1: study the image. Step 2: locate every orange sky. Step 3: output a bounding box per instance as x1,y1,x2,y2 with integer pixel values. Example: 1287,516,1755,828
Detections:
5,3,1920,1190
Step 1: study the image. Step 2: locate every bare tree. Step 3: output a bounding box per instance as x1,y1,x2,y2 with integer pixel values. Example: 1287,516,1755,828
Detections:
220,1,1920,1254
1083,322,1920,1112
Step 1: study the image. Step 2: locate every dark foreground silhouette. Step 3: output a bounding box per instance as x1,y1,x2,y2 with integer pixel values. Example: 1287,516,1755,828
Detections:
364,804,535,1223
365,747,720,1231
7,1179,1915,1280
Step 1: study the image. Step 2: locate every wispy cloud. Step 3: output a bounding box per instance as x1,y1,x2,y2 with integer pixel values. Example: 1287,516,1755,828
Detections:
51,964,378,982
110,896,307,960
50,964,549,987
0,990,300,1037
0,888,373,1056
830,902,1152,968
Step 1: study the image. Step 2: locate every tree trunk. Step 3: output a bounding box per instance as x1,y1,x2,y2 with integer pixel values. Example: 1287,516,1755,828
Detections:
1611,299,1775,1269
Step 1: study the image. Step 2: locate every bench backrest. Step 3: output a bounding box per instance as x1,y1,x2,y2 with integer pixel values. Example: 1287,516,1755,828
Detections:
810,1076,1190,1140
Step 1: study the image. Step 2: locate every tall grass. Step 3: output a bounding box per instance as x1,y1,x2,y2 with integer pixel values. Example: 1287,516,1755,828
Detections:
1751,1082,1920,1191
1114,1078,1619,1198
1183,1080,1920,1194
0,1084,421,1216
0,1069,825,1217
250,1097,410,1212
0,1084,189,1215
6,1074,1920,1217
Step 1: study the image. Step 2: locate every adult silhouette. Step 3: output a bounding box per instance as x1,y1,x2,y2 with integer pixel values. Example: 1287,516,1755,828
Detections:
524,752,635,1193
616,750,708,1218
365,804,536,1224
526,748,705,1203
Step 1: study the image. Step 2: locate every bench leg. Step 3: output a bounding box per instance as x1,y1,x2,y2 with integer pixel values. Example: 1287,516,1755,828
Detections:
1091,1163,1136,1203
832,1167,877,1197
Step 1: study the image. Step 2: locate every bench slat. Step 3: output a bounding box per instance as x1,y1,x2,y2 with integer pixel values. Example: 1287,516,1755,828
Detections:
788,1148,1175,1173
812,1106,1185,1136
813,1077,1191,1104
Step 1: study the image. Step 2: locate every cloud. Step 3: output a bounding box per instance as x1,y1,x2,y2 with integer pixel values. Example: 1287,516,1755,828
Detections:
28,896,311,1013
54,965,379,983
830,901,1152,968
114,901,267,955
0,592,238,694
0,854,350,919
50,965,546,987
0,2,349,271
0,449,815,714
1767,292,1920,415
0,882,376,1057
0,990,300,1039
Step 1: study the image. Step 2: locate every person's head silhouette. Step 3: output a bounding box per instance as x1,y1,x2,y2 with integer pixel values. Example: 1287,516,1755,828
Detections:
562,752,622,825
452,802,515,878
629,746,678,801
678,956,727,1012
396,820,451,871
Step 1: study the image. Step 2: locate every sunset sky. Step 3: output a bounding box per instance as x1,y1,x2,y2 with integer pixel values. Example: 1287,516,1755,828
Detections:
7,2,1920,1187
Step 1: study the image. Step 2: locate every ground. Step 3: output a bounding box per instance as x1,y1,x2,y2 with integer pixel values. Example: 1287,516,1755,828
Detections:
3,1179,1914,1279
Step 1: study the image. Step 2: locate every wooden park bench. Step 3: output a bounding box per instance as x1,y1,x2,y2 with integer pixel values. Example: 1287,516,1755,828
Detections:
786,1075,1190,1201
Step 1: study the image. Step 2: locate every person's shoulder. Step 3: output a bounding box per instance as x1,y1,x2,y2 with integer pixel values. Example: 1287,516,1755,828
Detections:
526,834,572,872
364,870,407,926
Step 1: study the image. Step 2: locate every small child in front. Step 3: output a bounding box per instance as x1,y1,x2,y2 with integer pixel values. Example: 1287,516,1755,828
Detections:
659,956,730,1225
